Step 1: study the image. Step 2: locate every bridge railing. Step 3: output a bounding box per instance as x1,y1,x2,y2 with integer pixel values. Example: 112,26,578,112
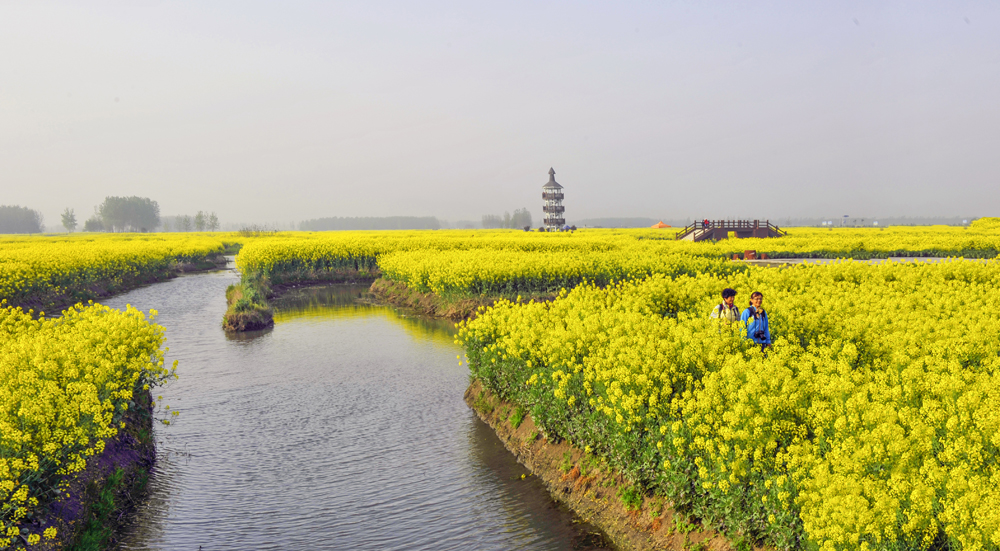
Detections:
674,220,785,240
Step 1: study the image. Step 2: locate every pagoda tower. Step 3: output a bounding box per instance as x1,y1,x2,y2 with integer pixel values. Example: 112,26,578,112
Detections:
542,168,565,230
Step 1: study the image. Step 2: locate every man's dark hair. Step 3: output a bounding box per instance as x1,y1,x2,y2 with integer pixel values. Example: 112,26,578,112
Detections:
721,288,737,300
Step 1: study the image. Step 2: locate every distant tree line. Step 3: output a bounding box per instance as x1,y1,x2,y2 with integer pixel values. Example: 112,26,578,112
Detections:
0,205,44,234
88,196,161,232
161,211,220,232
73,197,220,232
298,216,441,231
482,208,532,229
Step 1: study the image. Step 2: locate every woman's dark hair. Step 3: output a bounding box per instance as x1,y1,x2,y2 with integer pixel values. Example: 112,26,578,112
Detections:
721,288,737,299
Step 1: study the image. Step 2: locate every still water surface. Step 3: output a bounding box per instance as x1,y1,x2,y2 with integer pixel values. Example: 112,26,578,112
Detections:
101,267,607,550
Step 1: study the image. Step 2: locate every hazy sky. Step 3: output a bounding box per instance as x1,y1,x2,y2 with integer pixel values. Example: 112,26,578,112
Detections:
2,1,999,227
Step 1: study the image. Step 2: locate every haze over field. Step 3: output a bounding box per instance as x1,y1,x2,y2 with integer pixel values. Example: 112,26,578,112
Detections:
2,1,998,227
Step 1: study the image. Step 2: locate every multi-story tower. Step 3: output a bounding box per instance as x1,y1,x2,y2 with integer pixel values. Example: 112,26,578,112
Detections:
542,168,565,230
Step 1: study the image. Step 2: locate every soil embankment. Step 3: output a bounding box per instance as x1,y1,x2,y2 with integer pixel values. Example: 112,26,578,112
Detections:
26,389,156,551
369,279,496,321
465,380,745,551
369,278,561,321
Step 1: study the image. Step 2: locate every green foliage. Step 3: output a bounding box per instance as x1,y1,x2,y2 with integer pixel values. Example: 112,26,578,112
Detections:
83,217,104,232
560,451,574,474
732,535,752,551
176,215,192,232
222,276,274,331
61,208,77,233
472,391,494,415
0,205,44,234
482,208,532,229
578,452,601,478
194,211,207,231
509,405,525,429
97,196,160,232
618,483,643,511
649,496,665,519
69,468,125,551
672,514,696,535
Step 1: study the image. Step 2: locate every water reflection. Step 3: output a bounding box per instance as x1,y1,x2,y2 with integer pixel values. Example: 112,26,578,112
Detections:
103,275,608,550
222,325,274,342
272,284,458,345
464,418,611,550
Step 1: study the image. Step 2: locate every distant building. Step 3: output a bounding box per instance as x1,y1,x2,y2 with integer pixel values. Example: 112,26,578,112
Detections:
542,168,565,230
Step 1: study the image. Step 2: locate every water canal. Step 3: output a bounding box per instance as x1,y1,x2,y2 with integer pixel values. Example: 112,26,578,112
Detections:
100,265,608,550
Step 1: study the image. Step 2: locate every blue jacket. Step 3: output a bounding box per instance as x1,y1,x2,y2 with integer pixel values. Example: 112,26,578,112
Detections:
741,307,771,345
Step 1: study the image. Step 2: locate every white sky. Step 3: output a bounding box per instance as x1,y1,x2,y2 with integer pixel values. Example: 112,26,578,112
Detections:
2,1,998,227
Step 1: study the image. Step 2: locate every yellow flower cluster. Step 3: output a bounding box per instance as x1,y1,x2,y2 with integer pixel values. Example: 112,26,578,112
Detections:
692,224,1000,259
235,229,634,278
0,301,175,547
377,246,737,296
234,226,1000,295
4,226,992,548
0,233,228,308
970,217,1000,229
458,259,1000,550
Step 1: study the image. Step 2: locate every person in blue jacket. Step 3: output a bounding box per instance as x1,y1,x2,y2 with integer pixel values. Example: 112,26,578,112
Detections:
741,291,771,350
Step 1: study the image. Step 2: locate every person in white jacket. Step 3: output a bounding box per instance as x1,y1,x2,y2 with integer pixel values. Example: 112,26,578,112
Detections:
709,288,739,323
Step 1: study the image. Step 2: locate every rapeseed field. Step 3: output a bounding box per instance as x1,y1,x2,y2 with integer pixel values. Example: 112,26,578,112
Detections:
459,259,1000,550
4,224,1000,549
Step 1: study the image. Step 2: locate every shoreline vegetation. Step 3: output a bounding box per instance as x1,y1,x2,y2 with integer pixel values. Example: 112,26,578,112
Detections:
222,273,558,332
221,267,381,331
15,254,228,316
465,379,744,551
1,300,175,550
1,233,239,316
368,278,561,321
31,389,156,551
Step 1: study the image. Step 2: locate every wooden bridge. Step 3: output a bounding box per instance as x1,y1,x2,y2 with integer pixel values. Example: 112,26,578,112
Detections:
675,220,786,241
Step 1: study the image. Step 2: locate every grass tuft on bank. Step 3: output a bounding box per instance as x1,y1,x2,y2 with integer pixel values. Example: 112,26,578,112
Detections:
222,274,274,331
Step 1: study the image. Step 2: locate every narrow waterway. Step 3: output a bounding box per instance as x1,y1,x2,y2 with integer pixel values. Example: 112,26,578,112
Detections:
102,267,608,550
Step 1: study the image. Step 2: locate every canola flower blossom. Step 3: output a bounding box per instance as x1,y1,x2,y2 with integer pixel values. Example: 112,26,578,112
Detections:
0,233,230,309
0,301,175,548
4,225,1000,548
458,259,1000,551
234,224,1000,295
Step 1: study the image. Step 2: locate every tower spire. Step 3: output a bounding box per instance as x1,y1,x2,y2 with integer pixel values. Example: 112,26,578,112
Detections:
542,167,565,230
